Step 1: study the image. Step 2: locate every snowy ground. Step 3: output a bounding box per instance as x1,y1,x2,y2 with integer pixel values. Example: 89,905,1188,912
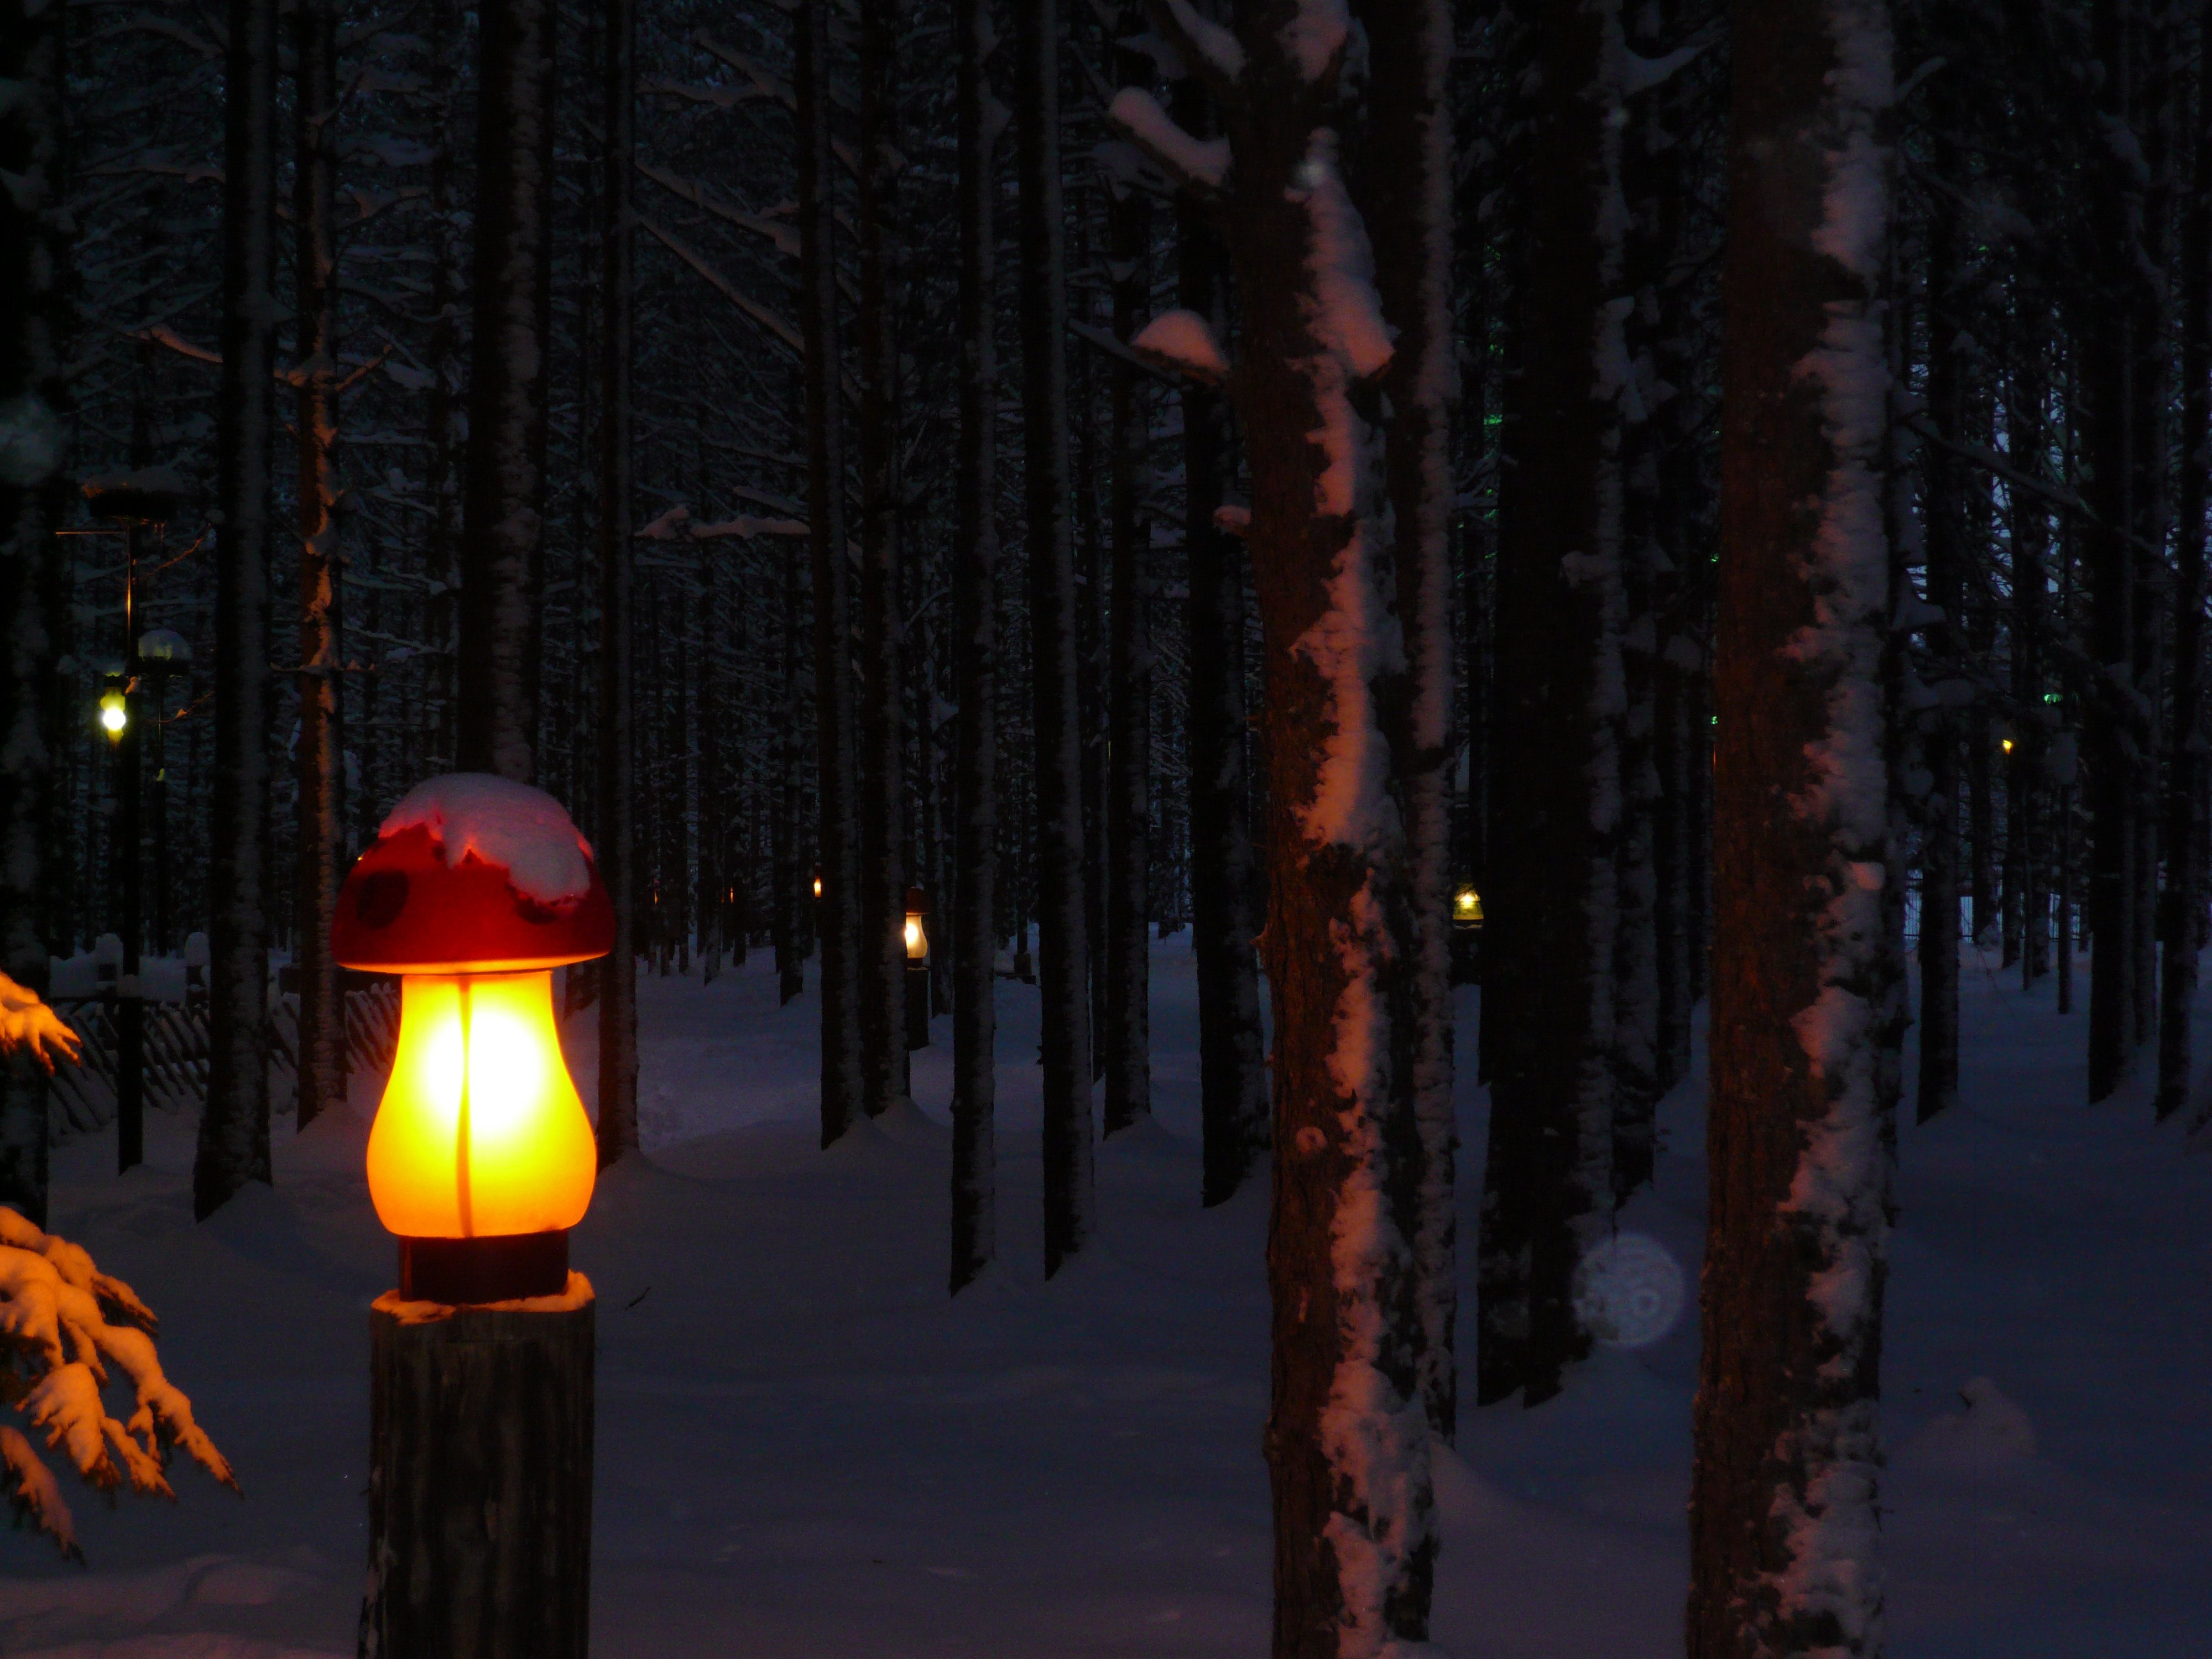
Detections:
6,938,2209,1656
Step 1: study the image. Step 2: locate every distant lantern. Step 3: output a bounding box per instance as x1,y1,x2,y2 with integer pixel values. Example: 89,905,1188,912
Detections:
334,775,613,1304
1452,884,1483,925
98,676,128,739
2001,737,2015,754
812,866,823,901
904,887,930,962
904,886,931,1049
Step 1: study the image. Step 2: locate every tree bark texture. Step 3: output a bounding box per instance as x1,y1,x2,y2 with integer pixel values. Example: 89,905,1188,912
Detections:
457,0,554,784
1689,3,1898,1653
1173,73,1269,1212
1104,20,1152,1139
1358,0,1458,1446
796,0,864,1146
1201,6,1438,1650
950,0,999,1293
293,0,345,1133
0,0,71,1225
1016,0,1093,1274
1479,0,1625,1408
359,1290,593,1659
596,0,639,1165
859,0,911,1119
198,0,279,1222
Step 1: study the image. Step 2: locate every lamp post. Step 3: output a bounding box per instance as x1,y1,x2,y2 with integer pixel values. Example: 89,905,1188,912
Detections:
904,886,930,1050
1450,882,1484,987
339,775,610,1659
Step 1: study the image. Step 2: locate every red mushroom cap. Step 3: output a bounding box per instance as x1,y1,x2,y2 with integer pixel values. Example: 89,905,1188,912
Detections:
334,821,614,974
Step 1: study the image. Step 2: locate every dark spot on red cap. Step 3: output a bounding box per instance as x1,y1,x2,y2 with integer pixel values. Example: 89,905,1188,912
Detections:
356,870,409,929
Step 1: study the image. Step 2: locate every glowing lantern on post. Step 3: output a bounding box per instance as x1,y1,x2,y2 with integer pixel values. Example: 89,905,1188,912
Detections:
334,775,612,1305
1450,883,1484,987
99,677,129,739
904,886,930,1050
1452,884,1483,925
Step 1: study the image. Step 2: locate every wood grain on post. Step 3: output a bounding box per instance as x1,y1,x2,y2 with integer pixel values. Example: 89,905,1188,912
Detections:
361,1275,594,1659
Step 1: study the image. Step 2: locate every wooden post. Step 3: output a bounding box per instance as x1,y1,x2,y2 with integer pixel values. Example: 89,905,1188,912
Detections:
361,1276,594,1659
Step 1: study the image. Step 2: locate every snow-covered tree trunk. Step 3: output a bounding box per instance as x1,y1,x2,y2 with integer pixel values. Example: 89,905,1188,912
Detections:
858,0,910,1120
198,0,280,1221
0,0,72,1227
595,0,639,1164
2159,6,2211,1120
1172,65,1269,1211
1119,2,1437,1646
2084,0,2140,1103
1016,0,1092,1272
950,0,999,1292
1478,0,1626,1407
796,0,864,1145
457,0,554,783
292,0,345,1133
1103,12,1153,1140
1360,0,1458,1444
1688,2,1898,1652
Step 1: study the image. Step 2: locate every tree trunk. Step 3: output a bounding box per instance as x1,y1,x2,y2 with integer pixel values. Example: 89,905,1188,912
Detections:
198,0,280,1221
1103,17,1152,1139
858,0,910,1118
1688,3,1898,1653
0,0,71,1225
796,0,863,1145
950,0,999,1292
596,0,639,1165
293,0,344,1133
1360,0,1457,1445
2158,0,2211,1120
424,0,466,773
1015,0,1093,1272
1176,71,1268,1212
1479,0,1625,1407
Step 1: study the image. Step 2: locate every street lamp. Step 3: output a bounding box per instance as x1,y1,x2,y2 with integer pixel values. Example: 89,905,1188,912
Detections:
98,681,128,737
342,774,606,1659
904,886,930,1050
1451,883,1484,986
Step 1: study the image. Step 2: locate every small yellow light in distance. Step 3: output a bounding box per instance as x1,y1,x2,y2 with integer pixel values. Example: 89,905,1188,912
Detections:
1453,886,1482,922
2002,738,2015,754
812,876,823,899
366,969,597,1240
100,694,127,735
904,917,926,959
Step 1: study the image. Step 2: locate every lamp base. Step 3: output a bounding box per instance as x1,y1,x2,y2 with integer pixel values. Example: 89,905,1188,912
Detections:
398,1230,569,1304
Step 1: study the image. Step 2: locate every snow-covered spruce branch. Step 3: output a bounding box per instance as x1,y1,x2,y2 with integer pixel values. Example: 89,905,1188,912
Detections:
0,1207,237,1561
1104,86,1228,199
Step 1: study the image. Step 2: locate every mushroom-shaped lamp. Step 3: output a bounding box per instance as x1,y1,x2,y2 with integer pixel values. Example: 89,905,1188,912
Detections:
335,775,612,1303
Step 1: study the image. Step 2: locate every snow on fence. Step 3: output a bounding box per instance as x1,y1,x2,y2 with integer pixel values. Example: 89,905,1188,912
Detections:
45,980,400,1141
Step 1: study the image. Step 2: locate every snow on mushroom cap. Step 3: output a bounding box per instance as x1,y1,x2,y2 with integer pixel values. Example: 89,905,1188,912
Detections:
379,774,595,909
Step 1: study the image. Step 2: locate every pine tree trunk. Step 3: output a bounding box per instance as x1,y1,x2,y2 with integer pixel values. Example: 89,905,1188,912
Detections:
0,0,71,1225
2007,340,2052,989
2085,0,2140,1102
199,0,280,1221
1361,0,1457,1445
1016,0,1093,1272
424,0,466,772
596,0,639,1164
1479,0,1625,1407
2158,2,2211,1120
457,0,554,783
1176,72,1268,1211
796,0,863,1145
858,0,910,1118
1103,20,1151,1139
293,0,344,1133
950,0,999,1292
1688,4,1898,1652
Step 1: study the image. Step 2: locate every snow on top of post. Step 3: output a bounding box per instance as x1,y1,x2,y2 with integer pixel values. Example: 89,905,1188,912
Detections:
380,774,596,908
1282,0,1350,84
1106,87,1229,193
1131,308,1230,383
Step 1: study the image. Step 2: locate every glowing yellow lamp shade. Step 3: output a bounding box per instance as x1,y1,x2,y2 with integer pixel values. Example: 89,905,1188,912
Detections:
366,971,598,1240
1453,885,1484,923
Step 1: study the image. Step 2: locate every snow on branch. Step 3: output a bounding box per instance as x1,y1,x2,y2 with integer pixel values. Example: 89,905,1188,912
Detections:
637,216,805,358
1146,0,1244,93
637,161,800,259
1,1206,237,1561
1106,87,1229,197
692,32,796,112
1131,308,1230,384
1620,31,1714,96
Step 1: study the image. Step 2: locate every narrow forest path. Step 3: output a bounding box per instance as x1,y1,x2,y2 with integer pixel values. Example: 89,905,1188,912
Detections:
5,941,2206,1656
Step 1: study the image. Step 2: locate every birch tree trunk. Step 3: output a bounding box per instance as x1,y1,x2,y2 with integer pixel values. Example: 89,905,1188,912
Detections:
1016,0,1093,1271
1359,0,1457,1444
1478,0,1626,1407
292,0,344,1133
797,0,864,1145
950,0,999,1291
1173,68,1268,1211
858,0,910,1118
198,0,280,1220
1688,3,1898,1651
596,0,639,1163
1103,14,1152,1139
0,0,71,1225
